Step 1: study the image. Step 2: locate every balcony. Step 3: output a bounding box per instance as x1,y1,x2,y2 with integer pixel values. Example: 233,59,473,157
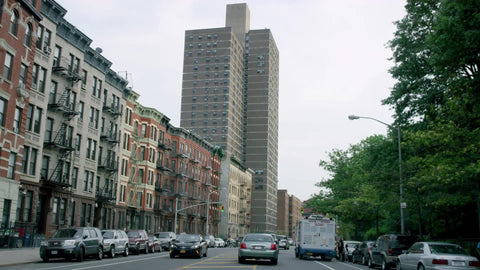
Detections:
202,164,212,170
43,133,74,152
96,188,116,202
177,151,188,159
202,181,212,187
102,102,122,118
52,56,81,82
41,171,71,189
156,161,169,171
100,130,120,144
98,160,118,172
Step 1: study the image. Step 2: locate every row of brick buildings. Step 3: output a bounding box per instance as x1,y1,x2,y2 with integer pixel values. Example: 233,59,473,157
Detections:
277,189,302,241
0,0,233,241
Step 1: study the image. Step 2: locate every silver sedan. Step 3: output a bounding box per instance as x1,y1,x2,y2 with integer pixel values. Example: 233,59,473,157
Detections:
396,242,480,270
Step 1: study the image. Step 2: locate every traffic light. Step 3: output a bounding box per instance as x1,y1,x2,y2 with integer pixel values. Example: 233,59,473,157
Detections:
300,207,304,214
220,205,224,212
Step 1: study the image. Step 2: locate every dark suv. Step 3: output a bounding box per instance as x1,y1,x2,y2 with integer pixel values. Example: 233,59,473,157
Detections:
127,230,149,254
40,227,104,262
369,234,418,270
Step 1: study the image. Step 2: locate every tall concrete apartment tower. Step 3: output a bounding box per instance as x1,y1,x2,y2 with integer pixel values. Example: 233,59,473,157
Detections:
180,3,279,233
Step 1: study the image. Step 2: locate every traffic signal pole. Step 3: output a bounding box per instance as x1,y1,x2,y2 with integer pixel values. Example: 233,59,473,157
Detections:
174,198,224,235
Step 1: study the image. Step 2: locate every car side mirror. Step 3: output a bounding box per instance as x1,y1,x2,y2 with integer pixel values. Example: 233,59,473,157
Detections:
83,235,88,239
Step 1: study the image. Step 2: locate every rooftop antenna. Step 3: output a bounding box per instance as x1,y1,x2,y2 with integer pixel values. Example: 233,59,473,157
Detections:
117,71,134,89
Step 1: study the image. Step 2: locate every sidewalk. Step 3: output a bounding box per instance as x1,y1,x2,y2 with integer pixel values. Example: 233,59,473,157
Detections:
0,247,41,267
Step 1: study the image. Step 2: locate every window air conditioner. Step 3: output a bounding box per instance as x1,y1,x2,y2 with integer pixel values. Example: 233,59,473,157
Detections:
43,46,52,55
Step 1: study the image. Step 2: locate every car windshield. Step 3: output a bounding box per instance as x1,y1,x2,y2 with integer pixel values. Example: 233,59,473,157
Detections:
149,236,154,240
52,229,81,238
127,231,140,238
177,234,199,242
215,238,223,241
157,233,169,238
244,235,273,242
102,231,114,239
430,244,467,255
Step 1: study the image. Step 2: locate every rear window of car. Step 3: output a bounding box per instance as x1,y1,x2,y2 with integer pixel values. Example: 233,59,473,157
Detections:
429,244,467,255
177,234,199,242
244,235,273,242
127,231,140,237
157,233,170,238
394,236,418,249
52,229,81,238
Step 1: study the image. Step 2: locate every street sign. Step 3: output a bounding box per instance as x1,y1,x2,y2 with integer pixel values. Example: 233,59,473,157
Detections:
401,202,406,209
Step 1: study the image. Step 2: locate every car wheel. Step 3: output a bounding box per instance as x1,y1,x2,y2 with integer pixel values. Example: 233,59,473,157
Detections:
170,253,175,258
418,264,425,270
368,256,374,268
295,249,299,258
144,244,148,254
203,248,207,257
271,258,278,265
151,245,154,253
97,246,103,260
110,245,115,258
362,255,366,265
135,244,140,255
124,245,129,257
77,247,84,262
381,258,388,270
42,254,49,262
396,260,402,270
238,257,245,264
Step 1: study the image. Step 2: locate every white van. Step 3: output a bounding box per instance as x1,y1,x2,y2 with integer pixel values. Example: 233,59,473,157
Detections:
295,215,336,260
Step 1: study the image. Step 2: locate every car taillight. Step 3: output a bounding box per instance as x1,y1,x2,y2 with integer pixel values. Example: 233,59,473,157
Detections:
270,244,277,250
470,261,480,267
388,249,393,255
240,242,246,249
432,259,448,265
367,248,370,252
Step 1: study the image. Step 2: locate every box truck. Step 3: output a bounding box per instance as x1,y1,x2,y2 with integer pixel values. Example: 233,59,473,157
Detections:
295,215,336,260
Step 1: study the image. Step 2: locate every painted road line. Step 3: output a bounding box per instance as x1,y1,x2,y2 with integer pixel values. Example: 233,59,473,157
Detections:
314,261,336,270
338,262,364,270
43,254,169,270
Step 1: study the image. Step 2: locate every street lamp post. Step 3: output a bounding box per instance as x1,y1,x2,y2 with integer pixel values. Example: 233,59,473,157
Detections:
348,115,405,234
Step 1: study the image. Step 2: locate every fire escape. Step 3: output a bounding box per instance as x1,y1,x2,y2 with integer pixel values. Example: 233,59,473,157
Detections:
43,56,81,190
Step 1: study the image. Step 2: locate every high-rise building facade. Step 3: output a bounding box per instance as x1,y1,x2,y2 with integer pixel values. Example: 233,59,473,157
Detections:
276,190,289,236
180,3,279,233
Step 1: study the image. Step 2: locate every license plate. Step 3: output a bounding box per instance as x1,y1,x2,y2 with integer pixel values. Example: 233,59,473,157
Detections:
253,246,263,250
180,250,186,253
452,261,465,266
51,250,58,255
307,252,313,255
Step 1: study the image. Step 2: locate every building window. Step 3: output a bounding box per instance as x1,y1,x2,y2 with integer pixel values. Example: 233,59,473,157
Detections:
9,10,18,36
44,117,53,143
23,191,33,222
78,102,84,120
29,148,37,176
75,134,81,154
13,107,21,133
52,197,59,224
34,107,42,133
72,167,78,189
81,70,87,89
7,153,16,179
60,198,66,225
31,64,39,89
41,155,49,180
25,23,32,47
35,24,44,49
3,52,13,80
19,64,27,86
38,68,46,93
69,201,75,226
21,146,29,174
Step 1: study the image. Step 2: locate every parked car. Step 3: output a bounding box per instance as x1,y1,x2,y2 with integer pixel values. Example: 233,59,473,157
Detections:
215,238,225,248
101,229,130,258
238,233,279,265
344,240,361,261
352,241,375,265
396,242,480,270
205,235,215,248
40,227,104,262
127,230,149,255
277,235,289,250
169,234,208,258
370,234,419,270
147,235,161,253
288,238,294,246
155,232,176,251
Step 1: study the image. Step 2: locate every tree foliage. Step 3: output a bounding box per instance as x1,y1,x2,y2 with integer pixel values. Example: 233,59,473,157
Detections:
310,0,480,240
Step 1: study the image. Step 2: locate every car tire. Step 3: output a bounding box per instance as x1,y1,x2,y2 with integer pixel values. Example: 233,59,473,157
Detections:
110,246,115,258
271,258,278,265
396,260,402,270
97,246,103,260
418,264,425,270
368,256,374,268
77,247,84,262
42,254,49,262
144,244,148,254
362,255,367,265
381,258,388,270
203,248,207,257
124,245,129,257
170,253,175,258
295,249,299,258
151,246,154,253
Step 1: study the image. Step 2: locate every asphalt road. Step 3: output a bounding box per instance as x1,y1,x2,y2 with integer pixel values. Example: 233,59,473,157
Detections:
1,247,376,270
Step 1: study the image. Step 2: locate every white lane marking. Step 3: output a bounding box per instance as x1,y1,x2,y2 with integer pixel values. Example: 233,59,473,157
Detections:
339,262,364,270
38,254,168,270
314,261,336,270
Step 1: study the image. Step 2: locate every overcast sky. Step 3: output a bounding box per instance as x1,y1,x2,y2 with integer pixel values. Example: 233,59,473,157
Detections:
58,0,407,202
